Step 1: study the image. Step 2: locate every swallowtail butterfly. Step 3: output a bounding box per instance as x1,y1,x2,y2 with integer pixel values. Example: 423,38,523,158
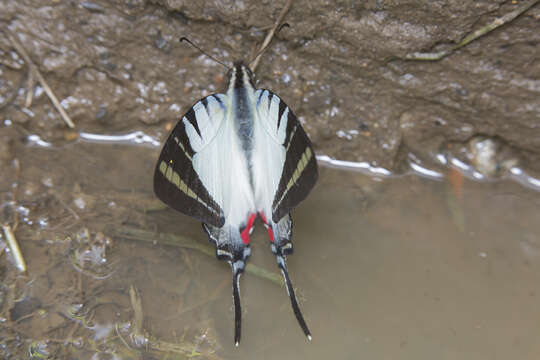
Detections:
154,58,318,345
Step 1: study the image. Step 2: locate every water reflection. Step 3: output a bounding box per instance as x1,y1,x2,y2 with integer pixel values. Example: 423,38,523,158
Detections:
79,131,161,147
1,137,540,359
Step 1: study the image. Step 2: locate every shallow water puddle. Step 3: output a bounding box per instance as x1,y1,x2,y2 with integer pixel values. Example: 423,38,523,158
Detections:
1,138,540,359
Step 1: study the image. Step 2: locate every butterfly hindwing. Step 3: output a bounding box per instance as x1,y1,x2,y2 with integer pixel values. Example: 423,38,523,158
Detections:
255,89,318,223
153,94,227,227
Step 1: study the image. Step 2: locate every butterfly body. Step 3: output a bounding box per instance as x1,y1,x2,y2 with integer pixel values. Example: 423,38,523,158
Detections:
154,61,317,345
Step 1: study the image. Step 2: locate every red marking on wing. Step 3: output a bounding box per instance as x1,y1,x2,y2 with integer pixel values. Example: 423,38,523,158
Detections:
241,213,257,245
267,227,275,243
259,212,274,243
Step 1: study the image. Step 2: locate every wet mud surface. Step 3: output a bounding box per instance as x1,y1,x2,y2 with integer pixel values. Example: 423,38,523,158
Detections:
1,138,540,359
0,0,540,358
1,0,539,171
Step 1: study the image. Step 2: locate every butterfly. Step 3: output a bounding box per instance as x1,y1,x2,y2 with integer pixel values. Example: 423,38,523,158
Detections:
153,58,318,346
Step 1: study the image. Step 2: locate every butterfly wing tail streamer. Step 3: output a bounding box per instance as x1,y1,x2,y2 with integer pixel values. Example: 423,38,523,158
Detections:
232,261,243,346
266,214,311,340
203,223,252,346
276,254,312,341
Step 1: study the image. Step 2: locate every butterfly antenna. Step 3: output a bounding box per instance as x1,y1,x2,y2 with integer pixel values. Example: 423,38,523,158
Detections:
179,37,229,70
232,263,243,346
249,0,293,72
276,255,312,341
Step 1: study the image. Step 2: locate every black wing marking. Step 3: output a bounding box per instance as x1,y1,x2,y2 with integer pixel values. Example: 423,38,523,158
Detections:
153,94,227,227
277,254,312,340
255,89,318,223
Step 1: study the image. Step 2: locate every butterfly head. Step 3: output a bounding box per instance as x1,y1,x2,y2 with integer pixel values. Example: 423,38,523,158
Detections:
227,61,256,89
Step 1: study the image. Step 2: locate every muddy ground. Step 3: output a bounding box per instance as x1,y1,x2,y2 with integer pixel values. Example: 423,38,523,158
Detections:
1,0,539,171
0,0,539,358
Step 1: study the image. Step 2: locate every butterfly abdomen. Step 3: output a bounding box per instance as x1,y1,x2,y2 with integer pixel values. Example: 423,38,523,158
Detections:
232,87,255,175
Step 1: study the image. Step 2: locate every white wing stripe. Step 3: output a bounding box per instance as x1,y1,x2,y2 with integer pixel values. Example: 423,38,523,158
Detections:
183,96,226,153
184,103,208,150
254,89,292,146
173,136,192,160
268,95,280,128
183,115,202,150
277,107,289,143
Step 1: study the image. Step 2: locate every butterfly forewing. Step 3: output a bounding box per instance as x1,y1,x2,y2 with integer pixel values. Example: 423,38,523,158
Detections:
153,94,228,227
254,89,318,223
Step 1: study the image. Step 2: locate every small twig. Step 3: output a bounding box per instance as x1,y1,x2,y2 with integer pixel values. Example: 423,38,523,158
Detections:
403,0,540,61
249,0,294,72
25,70,35,108
12,159,21,231
5,29,75,128
115,323,135,351
14,311,37,323
129,285,144,338
66,321,80,341
2,224,26,272
52,192,80,221
112,226,284,287
173,278,229,318
148,338,222,360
